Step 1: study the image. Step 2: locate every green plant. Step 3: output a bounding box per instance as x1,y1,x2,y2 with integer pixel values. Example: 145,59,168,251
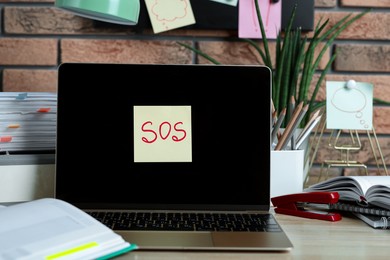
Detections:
178,2,370,127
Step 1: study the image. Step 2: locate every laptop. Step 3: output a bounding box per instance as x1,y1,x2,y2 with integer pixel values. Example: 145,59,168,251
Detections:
55,63,293,251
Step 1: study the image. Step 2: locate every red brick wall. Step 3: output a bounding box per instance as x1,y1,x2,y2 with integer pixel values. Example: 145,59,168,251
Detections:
0,0,389,180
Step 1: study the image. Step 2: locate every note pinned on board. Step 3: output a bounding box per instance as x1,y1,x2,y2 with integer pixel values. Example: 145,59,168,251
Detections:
210,0,238,7
326,81,373,130
238,0,281,39
144,0,196,34
133,106,192,163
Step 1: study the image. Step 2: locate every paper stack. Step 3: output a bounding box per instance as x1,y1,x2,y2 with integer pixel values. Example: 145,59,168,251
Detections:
0,92,57,153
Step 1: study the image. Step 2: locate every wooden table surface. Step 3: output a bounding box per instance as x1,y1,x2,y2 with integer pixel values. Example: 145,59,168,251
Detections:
116,212,390,260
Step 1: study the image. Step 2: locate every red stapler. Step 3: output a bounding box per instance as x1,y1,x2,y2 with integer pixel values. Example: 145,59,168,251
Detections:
271,191,342,222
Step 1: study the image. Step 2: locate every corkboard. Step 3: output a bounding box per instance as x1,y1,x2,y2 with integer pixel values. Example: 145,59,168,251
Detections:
95,0,314,32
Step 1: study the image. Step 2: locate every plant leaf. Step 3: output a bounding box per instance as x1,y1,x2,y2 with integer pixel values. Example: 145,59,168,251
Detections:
176,42,221,65
305,53,336,125
254,0,272,68
242,38,269,68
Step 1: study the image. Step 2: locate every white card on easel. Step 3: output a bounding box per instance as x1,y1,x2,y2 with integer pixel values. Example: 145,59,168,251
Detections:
326,81,373,130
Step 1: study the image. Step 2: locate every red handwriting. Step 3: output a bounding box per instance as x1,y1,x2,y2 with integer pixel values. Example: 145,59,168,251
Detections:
141,121,187,144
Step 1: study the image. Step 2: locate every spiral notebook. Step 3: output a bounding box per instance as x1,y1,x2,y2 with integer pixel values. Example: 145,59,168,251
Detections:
55,63,294,251
330,201,390,217
353,212,390,229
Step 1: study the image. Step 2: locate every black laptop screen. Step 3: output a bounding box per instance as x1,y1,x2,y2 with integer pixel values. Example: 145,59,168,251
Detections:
55,63,271,211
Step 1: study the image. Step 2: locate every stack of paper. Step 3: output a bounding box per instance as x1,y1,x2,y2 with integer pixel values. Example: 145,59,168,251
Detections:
0,92,57,153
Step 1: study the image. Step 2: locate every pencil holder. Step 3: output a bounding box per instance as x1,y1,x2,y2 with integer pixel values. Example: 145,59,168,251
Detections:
271,149,305,198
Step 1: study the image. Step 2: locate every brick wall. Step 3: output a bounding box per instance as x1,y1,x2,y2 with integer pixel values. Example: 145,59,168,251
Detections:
0,0,389,183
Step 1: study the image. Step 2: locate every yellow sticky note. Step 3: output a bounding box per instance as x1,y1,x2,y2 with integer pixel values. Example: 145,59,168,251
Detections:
145,0,196,34
134,106,192,162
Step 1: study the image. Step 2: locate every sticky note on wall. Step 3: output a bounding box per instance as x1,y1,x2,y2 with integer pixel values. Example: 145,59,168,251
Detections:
145,0,196,34
238,0,281,39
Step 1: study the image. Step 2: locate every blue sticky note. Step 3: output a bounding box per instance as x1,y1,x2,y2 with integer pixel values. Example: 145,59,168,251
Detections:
326,81,373,130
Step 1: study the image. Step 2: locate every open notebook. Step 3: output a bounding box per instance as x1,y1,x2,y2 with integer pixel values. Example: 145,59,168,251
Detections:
55,63,293,251
0,198,136,259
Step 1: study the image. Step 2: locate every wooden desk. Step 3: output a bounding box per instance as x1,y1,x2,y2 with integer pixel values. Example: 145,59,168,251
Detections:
116,212,390,259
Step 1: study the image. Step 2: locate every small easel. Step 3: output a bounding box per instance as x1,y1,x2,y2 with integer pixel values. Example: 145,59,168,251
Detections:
324,129,368,175
305,80,388,185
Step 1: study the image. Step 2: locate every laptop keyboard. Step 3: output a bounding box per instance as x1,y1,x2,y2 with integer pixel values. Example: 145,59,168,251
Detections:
86,211,282,232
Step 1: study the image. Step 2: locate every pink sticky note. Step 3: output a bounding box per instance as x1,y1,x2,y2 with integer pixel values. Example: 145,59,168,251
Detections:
238,0,282,39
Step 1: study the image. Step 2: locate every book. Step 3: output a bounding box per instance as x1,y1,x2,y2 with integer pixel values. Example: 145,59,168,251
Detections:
304,176,390,211
353,212,390,229
0,198,137,259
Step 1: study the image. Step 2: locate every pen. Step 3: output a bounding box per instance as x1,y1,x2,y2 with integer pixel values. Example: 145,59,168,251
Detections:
271,99,276,115
271,99,276,126
271,107,286,144
275,102,308,151
298,109,321,138
289,96,296,150
289,103,309,149
274,101,303,151
296,108,322,142
272,110,278,126
295,115,321,149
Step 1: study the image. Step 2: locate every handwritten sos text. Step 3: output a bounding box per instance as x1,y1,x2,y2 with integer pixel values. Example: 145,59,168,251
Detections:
141,121,187,143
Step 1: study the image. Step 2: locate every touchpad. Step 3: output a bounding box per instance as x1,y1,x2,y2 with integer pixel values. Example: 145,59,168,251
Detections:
117,231,214,249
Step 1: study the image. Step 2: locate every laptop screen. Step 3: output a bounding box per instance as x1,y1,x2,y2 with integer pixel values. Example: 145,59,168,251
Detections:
55,63,271,211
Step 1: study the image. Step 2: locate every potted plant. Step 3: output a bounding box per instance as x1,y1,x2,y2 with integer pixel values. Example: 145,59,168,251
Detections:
179,2,370,127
